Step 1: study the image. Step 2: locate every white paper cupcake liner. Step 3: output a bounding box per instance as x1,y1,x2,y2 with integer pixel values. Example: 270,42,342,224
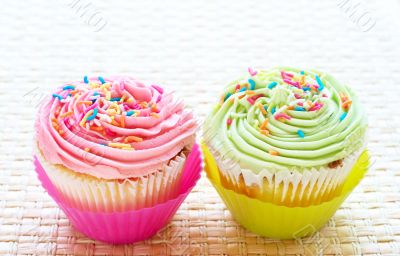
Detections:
34,144,188,212
207,143,365,206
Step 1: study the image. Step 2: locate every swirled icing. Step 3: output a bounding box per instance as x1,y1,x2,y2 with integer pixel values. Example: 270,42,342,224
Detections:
35,76,197,179
203,67,367,173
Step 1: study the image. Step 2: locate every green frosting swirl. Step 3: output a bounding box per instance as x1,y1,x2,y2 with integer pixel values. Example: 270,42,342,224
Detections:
203,67,367,172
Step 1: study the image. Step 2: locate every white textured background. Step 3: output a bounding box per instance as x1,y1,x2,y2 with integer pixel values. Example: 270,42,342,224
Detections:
1,0,400,255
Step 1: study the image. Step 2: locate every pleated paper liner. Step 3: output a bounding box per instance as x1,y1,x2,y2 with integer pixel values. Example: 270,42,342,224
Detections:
202,143,369,239
34,144,190,212
206,143,364,207
33,143,203,244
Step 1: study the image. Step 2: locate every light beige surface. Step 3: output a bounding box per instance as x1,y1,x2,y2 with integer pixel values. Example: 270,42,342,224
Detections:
1,0,400,255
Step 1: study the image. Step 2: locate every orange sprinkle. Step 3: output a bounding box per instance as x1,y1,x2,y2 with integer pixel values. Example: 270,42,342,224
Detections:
78,101,93,105
58,130,64,135
120,115,125,128
52,122,59,128
59,111,73,118
287,105,294,110
150,113,160,118
342,100,352,109
269,150,279,156
260,118,269,130
246,90,256,95
260,129,269,135
84,148,90,152
120,94,126,102
124,136,143,143
300,75,305,85
257,103,267,115
111,119,120,126
238,94,246,99
126,97,134,103
90,126,104,132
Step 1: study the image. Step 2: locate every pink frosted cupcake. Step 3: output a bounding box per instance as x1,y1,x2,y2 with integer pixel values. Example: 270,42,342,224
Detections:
34,76,200,243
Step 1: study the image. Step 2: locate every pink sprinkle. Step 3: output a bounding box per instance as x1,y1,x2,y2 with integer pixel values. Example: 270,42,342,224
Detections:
247,97,255,105
283,79,300,88
156,95,162,103
297,101,303,106
85,101,99,113
294,94,302,99
281,71,294,79
248,67,257,76
235,84,240,91
274,113,292,121
105,128,116,136
322,93,328,97
227,118,232,126
309,102,324,111
152,85,164,94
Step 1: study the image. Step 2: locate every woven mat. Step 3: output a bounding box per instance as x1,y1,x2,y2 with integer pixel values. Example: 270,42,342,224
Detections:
1,0,400,255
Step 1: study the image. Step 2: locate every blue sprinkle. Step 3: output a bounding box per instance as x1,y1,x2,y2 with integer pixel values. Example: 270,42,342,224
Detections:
297,130,305,138
302,86,311,91
300,71,305,75
295,106,306,111
126,110,135,116
224,93,232,101
91,99,97,104
268,81,278,89
315,75,325,91
86,108,98,121
68,94,72,97
263,105,268,111
239,87,247,92
93,91,99,96
52,94,63,100
84,76,89,84
98,76,106,84
63,85,75,90
110,97,121,102
248,79,256,90
340,112,347,121
271,106,276,114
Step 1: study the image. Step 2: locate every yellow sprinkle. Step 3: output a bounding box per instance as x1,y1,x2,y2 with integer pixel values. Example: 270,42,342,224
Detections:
126,97,134,103
260,129,269,135
106,91,111,100
80,110,94,127
108,142,132,149
246,90,256,95
106,109,117,115
150,113,160,118
89,82,99,88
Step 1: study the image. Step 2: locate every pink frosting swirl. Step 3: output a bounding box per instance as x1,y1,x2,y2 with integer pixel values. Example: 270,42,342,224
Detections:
35,76,197,179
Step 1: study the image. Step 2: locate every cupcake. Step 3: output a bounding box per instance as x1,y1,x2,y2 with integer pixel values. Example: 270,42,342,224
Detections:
202,67,369,238
34,76,200,243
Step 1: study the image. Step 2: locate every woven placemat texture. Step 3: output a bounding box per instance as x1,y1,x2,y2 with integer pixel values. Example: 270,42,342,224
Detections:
1,0,400,255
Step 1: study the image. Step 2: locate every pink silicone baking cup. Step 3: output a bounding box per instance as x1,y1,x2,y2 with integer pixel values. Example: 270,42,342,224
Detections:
33,144,202,244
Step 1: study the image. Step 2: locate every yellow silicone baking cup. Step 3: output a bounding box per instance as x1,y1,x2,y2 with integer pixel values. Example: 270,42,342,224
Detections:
202,143,369,239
